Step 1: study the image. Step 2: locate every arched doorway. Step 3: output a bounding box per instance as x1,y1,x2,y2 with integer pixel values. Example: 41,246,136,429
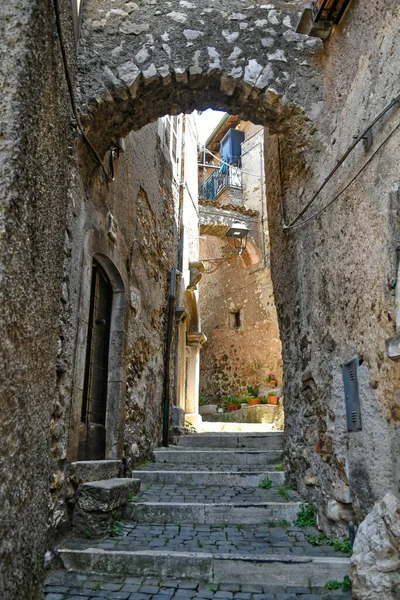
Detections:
78,259,113,460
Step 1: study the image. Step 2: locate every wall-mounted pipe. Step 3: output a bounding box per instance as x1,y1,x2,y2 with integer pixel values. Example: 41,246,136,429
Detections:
162,267,176,447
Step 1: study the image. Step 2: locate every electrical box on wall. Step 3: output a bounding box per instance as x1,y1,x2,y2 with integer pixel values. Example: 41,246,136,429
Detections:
342,357,362,432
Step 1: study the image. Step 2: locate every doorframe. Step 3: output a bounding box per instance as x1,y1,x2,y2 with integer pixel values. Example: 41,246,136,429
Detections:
67,229,128,461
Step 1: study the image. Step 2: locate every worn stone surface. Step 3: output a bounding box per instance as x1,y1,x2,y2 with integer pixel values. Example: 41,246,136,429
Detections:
351,492,400,600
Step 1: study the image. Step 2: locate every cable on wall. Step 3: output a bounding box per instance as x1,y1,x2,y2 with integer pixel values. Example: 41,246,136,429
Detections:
283,119,400,230
53,0,116,182
282,92,400,230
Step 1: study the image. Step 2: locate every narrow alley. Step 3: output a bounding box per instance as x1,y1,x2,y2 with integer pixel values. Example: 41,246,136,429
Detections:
1,2,400,600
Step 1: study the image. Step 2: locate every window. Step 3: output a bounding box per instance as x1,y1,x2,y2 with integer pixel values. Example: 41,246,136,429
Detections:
230,310,241,329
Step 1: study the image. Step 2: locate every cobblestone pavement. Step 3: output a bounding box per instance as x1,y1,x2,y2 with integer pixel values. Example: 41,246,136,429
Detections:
44,571,352,600
136,484,299,504
63,523,349,558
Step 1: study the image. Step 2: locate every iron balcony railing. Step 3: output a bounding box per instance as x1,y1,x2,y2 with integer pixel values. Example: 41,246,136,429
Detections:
199,161,242,201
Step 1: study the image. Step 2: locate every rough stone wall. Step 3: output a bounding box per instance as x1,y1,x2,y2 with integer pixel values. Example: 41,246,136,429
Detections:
122,125,178,470
0,1,78,598
199,235,282,401
50,120,179,505
265,1,400,533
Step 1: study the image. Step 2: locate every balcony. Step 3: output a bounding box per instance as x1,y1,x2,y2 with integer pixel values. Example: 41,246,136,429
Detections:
199,163,242,202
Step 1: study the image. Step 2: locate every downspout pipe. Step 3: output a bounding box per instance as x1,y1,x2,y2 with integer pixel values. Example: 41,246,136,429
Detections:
163,267,176,447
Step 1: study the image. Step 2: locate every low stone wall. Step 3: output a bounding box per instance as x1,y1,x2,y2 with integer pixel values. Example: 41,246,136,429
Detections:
203,404,281,424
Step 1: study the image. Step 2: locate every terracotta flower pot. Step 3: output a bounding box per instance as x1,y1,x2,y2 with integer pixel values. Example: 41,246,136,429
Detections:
268,395,279,405
249,398,261,406
227,403,236,411
269,380,277,388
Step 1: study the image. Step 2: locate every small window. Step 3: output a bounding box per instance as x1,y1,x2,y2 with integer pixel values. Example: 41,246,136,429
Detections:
230,310,241,329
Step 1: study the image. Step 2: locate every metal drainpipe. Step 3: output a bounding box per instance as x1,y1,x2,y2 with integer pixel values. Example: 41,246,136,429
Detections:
163,267,176,447
260,139,267,269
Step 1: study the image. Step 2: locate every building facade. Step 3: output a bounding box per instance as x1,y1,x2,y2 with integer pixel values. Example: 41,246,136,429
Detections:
198,117,282,402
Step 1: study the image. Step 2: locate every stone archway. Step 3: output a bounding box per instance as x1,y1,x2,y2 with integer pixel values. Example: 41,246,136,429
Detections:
76,0,323,161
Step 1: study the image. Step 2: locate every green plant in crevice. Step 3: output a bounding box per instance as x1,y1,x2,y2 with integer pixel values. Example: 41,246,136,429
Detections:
275,464,284,471
306,533,353,554
259,477,273,490
184,419,196,434
330,537,353,554
295,503,317,527
325,576,351,590
278,519,291,528
277,486,291,501
108,520,124,537
267,520,277,527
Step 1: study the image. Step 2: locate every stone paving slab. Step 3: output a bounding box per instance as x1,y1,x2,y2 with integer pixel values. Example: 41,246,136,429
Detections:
44,571,352,600
63,523,350,559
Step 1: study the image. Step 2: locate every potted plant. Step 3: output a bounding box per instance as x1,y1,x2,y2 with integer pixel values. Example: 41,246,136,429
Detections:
266,373,278,388
240,396,251,409
247,385,259,398
267,390,279,405
260,397,269,404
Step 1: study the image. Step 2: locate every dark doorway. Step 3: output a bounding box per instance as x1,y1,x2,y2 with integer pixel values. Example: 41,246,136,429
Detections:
79,260,113,460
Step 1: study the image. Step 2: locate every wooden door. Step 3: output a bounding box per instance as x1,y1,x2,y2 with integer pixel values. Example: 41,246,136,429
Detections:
78,261,113,460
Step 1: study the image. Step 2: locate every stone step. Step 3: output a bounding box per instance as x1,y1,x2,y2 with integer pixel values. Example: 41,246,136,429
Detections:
135,462,284,472
135,483,298,505
59,547,350,587
201,422,275,432
154,449,283,466
131,469,286,486
175,432,284,450
73,478,140,536
70,460,123,484
124,501,301,524
45,569,353,600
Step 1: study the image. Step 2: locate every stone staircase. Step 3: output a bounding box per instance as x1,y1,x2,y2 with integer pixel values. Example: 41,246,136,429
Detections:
46,432,352,600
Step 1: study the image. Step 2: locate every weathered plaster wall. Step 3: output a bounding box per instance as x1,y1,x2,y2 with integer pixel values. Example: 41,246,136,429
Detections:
0,2,78,598
266,1,400,533
199,235,282,401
